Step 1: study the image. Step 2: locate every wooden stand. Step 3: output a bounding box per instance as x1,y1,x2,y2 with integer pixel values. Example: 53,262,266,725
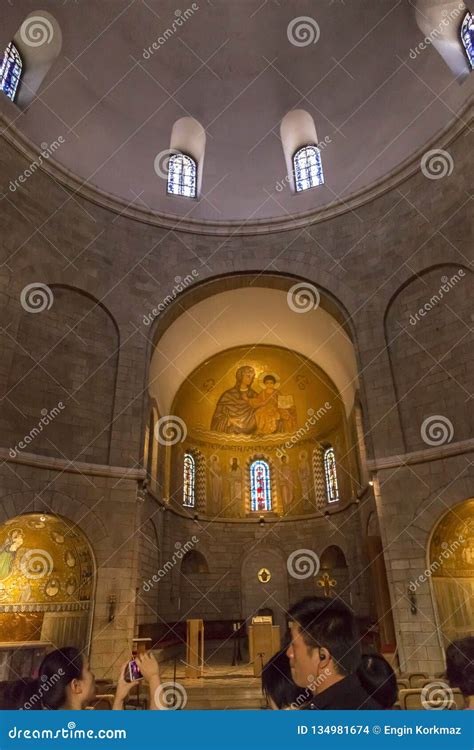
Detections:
185,619,204,678
248,617,280,676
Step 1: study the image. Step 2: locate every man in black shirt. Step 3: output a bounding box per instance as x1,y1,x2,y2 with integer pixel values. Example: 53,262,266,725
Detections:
286,596,380,710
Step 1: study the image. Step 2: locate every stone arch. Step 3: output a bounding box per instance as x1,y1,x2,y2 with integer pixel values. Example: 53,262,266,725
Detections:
384,264,472,452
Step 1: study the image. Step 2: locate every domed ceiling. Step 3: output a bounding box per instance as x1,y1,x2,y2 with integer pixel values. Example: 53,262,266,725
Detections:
1,0,472,227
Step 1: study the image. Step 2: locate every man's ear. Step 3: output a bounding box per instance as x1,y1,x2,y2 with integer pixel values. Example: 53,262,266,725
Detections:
70,678,82,695
318,647,332,665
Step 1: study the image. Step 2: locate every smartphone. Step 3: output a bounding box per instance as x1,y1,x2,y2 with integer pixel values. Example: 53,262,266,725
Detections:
125,659,143,682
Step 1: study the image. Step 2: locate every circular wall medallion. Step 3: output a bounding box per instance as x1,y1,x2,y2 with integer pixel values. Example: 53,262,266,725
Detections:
257,567,271,584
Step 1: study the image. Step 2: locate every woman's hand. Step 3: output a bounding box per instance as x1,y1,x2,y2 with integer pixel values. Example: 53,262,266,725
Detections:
135,653,162,710
135,652,160,682
112,661,136,710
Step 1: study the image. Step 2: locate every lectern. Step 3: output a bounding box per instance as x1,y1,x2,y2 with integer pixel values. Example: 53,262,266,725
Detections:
185,618,204,678
248,615,280,676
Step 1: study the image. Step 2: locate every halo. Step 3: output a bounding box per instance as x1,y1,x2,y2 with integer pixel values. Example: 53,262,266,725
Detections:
258,371,280,389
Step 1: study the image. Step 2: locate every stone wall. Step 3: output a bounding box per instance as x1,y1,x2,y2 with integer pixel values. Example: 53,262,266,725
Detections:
0,114,472,674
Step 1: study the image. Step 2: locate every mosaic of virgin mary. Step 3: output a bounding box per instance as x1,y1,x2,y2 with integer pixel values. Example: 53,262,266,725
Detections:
210,366,297,435
211,366,258,434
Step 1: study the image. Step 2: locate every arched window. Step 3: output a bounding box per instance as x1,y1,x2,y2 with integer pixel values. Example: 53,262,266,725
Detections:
0,42,22,102
323,447,339,503
461,11,474,69
183,453,195,507
293,145,324,192
167,153,197,198
312,446,326,510
250,459,272,512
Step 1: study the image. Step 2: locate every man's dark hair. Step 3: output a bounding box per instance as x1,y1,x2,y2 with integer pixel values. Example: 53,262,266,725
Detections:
289,596,361,676
446,637,474,697
357,653,397,708
263,375,276,384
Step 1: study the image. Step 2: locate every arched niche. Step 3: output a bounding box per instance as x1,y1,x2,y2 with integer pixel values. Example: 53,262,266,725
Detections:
0,512,95,657
178,549,213,620
384,265,472,452
319,545,351,605
169,117,206,197
280,109,321,193
428,498,474,647
241,547,289,633
11,11,62,108
415,1,472,80
181,550,209,575
3,284,119,464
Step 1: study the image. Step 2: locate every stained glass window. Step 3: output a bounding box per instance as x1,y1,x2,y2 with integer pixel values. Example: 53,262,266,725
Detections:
0,42,22,102
250,460,272,512
293,145,324,192
183,453,195,507
167,153,197,198
323,447,339,503
460,11,474,70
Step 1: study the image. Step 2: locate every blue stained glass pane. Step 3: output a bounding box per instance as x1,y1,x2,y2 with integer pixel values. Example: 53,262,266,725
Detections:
183,453,195,507
323,447,339,503
250,460,272,512
461,11,474,70
0,42,23,102
167,153,197,198
293,145,324,192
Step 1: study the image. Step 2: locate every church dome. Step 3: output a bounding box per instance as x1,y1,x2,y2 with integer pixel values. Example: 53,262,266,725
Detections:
2,0,472,229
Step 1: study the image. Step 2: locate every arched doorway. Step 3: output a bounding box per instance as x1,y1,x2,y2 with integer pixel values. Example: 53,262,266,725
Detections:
319,545,350,605
241,547,289,634
178,550,212,619
0,513,95,658
429,498,474,647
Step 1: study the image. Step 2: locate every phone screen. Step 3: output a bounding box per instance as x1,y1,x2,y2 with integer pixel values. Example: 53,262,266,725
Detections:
126,659,143,682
